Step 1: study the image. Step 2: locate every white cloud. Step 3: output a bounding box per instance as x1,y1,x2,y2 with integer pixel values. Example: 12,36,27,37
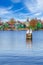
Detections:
14,7,24,13
0,8,10,15
34,12,41,16
0,5,26,22
1,0,43,22
37,0,43,9
24,0,43,19
39,16,43,20
11,0,21,3
0,6,14,22
24,0,38,13
0,6,13,15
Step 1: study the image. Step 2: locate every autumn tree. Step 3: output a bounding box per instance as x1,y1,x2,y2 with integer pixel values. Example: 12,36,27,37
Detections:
29,19,38,27
9,18,16,24
29,19,38,30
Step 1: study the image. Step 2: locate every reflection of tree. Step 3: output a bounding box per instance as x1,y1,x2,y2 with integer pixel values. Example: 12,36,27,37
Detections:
26,39,32,48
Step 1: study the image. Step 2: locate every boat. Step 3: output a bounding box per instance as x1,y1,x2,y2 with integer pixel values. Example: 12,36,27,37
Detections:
26,29,32,39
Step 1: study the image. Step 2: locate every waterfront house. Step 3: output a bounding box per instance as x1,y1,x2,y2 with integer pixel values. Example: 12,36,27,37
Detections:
17,21,26,30
6,18,16,30
14,21,26,30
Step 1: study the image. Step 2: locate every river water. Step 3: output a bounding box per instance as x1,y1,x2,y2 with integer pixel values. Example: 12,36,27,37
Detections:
0,30,43,65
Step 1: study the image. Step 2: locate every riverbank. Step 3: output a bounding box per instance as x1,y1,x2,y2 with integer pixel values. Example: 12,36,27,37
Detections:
0,28,43,31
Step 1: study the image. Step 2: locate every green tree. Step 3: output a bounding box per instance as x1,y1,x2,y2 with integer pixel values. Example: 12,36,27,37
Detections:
3,23,9,30
0,25,4,30
36,22,42,30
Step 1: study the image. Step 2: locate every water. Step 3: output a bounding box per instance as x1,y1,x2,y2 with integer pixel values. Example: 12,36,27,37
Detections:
0,30,43,65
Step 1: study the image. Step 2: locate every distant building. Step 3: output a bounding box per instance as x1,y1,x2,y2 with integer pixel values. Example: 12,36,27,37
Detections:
24,18,30,28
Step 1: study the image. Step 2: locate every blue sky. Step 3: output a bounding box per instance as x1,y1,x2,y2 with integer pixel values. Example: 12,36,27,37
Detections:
0,0,43,22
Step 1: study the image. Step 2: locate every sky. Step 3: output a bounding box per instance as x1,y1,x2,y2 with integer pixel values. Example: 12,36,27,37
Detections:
0,0,43,22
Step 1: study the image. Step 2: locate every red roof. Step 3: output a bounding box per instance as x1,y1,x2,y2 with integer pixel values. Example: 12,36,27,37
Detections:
6,22,15,25
0,22,3,25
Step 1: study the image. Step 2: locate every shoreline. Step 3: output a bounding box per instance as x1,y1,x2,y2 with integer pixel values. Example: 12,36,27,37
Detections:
0,28,43,31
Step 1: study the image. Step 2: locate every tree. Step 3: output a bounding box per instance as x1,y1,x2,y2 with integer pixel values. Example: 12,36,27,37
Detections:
9,18,16,24
36,22,42,30
0,25,4,30
29,19,38,28
3,23,9,30
29,19,38,30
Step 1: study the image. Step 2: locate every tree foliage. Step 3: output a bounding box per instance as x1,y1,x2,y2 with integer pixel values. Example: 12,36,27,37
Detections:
36,22,42,29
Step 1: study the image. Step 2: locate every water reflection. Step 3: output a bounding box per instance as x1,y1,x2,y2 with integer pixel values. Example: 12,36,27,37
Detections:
26,39,32,48
0,30,43,55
